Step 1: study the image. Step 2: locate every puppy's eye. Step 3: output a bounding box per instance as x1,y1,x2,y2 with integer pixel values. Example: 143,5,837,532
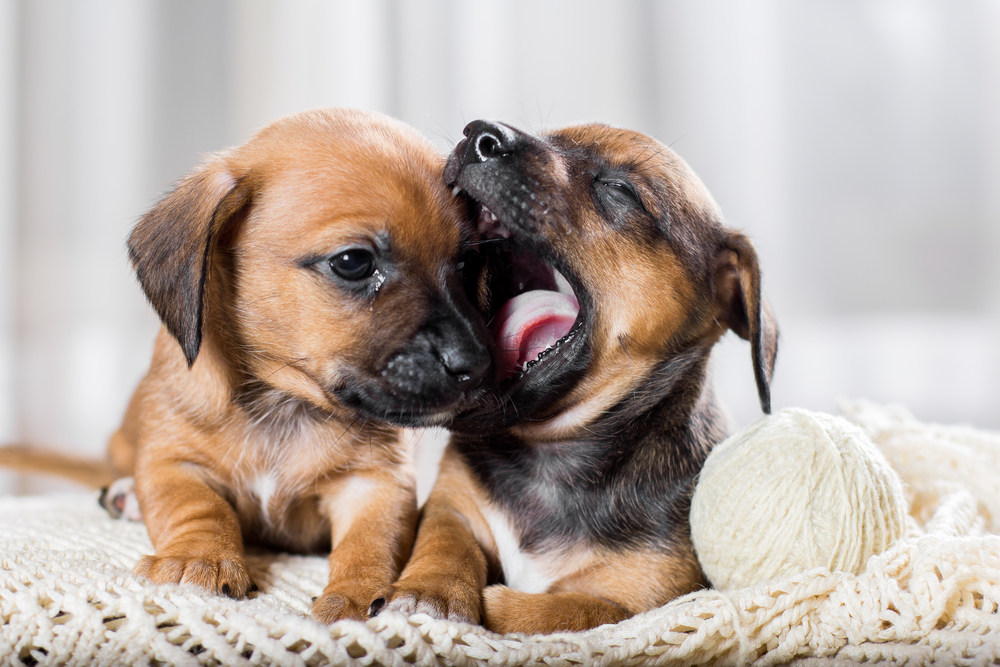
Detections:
329,249,376,280
598,178,640,203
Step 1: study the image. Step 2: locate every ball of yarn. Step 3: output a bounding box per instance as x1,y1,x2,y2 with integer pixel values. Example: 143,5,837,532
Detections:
690,407,908,590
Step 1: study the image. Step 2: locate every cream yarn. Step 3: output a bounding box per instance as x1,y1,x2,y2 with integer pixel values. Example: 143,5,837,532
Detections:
690,407,908,590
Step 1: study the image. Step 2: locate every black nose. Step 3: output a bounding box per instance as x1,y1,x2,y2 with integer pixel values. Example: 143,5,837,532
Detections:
438,342,490,389
461,120,517,166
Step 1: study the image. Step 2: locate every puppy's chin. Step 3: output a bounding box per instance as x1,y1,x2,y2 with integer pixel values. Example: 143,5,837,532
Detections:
448,353,589,434
335,392,472,429
239,358,481,429
332,375,484,428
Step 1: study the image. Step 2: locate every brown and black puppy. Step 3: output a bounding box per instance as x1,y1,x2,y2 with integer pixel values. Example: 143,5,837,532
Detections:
95,108,488,624
385,120,778,634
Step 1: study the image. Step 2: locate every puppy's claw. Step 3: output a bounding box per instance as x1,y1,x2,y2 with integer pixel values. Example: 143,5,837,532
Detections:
312,584,391,624
133,552,253,597
384,580,480,624
368,597,386,617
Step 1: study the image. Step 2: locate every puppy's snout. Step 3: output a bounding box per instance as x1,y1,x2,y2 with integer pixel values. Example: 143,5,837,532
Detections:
381,337,488,401
380,303,491,405
463,120,517,166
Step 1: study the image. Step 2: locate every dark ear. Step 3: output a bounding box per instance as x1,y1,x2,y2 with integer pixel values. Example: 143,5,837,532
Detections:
127,161,251,366
715,231,779,413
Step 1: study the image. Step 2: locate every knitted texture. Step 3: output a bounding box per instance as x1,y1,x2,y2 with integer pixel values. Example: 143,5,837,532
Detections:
1,400,999,666
690,408,909,590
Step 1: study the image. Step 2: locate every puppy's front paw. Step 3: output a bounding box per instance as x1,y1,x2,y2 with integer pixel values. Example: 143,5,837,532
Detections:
312,583,390,624
384,577,480,624
133,551,254,597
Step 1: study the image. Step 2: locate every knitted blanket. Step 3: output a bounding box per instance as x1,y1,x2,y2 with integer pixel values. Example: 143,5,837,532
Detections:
1,399,998,666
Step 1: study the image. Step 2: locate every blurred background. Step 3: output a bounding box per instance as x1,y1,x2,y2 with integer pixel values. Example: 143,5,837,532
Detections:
0,0,998,497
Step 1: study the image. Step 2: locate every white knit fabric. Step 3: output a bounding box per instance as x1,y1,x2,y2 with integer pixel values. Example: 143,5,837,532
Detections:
2,399,999,666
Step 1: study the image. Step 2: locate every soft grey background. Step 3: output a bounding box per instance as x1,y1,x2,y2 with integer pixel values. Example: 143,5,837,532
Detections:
1,0,998,497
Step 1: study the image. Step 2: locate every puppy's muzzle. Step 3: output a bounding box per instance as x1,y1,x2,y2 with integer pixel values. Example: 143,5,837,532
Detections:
381,301,490,400
383,333,488,394
337,294,491,425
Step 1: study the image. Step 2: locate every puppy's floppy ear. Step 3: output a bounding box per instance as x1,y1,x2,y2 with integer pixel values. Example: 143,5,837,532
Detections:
715,231,779,413
128,160,251,366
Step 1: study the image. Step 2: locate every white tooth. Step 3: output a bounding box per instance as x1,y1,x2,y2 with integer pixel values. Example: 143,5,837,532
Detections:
491,212,498,222
452,186,462,196
554,269,574,297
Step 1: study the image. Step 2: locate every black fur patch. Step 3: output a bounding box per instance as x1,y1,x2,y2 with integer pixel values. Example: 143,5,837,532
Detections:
454,348,721,554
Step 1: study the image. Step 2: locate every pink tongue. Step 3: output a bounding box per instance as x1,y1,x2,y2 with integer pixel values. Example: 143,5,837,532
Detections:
493,290,580,377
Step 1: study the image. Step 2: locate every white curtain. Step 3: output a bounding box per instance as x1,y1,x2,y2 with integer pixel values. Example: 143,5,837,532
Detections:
2,0,999,494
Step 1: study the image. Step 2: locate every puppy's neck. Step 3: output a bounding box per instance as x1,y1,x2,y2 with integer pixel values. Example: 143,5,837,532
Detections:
508,343,722,448
451,344,728,553
236,380,332,440
191,333,391,448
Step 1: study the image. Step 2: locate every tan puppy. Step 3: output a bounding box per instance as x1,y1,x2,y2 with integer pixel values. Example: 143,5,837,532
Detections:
385,120,778,633
13,108,491,624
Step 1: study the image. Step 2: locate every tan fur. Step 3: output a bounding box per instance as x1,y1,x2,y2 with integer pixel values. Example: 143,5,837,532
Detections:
0,445,118,488
5,108,484,625
481,588,630,635
127,109,475,623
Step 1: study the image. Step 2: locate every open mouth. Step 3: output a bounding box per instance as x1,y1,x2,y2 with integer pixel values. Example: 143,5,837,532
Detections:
473,201,584,381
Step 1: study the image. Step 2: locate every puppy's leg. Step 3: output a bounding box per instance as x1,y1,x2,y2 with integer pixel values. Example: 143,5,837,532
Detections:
311,470,418,624
385,447,493,624
482,587,631,634
482,549,703,634
133,464,254,597
384,497,487,623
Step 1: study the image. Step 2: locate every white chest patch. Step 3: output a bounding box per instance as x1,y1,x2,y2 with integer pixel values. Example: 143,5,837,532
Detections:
484,509,555,594
251,473,279,525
